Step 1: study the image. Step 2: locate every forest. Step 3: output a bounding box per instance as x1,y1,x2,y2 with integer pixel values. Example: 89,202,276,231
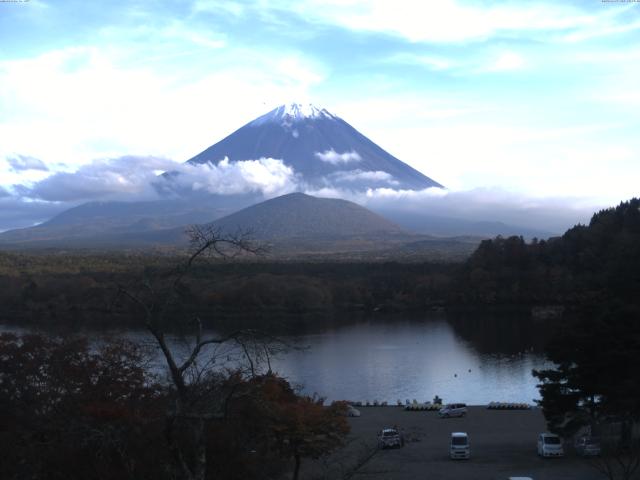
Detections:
1,199,639,331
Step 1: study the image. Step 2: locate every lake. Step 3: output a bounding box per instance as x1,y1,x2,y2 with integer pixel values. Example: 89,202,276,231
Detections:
270,314,551,405
1,312,552,405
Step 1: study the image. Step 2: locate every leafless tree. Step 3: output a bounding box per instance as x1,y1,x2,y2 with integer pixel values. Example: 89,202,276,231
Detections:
116,225,279,480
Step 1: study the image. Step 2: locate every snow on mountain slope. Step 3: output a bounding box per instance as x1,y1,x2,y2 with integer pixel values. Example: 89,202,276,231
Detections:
249,103,337,126
184,103,443,191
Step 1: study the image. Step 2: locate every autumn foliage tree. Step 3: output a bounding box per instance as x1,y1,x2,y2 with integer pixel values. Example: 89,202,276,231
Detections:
211,373,350,480
0,333,164,480
0,333,350,480
275,396,350,480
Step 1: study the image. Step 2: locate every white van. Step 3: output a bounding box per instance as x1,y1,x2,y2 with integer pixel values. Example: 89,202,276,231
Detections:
450,432,470,459
537,433,564,457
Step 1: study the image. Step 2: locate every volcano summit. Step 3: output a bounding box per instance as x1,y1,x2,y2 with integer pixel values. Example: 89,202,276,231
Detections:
180,102,443,192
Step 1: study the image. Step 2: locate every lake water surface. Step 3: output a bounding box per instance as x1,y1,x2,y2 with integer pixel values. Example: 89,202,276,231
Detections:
1,313,551,405
270,315,551,405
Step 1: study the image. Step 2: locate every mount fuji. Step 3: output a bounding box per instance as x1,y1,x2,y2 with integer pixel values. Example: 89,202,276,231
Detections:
177,102,442,191
3,103,538,251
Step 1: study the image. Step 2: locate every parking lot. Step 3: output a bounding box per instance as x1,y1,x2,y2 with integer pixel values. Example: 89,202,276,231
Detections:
304,406,603,480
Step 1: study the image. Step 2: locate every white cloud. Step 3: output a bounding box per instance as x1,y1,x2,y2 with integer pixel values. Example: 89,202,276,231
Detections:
365,186,447,200
6,154,49,172
330,169,398,185
483,52,526,72
0,44,326,174
331,95,640,205
0,151,614,234
19,155,301,203
192,0,246,17
160,22,227,49
299,184,605,234
27,156,178,202
0,155,302,230
314,149,362,164
383,50,529,75
383,53,457,71
169,157,299,196
286,0,602,43
562,11,640,43
361,186,601,234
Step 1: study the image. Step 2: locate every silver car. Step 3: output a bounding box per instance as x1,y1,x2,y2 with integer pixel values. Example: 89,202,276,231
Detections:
574,436,601,457
378,428,404,449
439,403,468,418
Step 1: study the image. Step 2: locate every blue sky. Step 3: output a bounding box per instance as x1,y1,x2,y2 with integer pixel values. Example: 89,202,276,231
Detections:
1,0,639,230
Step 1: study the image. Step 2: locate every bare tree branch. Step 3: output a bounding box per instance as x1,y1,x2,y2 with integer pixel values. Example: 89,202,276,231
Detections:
112,225,277,480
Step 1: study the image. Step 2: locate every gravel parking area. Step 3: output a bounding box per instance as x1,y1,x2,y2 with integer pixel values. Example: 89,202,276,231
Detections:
301,406,603,480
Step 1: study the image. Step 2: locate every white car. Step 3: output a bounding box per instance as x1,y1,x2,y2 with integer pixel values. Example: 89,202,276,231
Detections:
346,405,361,417
439,403,467,418
537,433,564,457
378,428,404,449
450,432,470,459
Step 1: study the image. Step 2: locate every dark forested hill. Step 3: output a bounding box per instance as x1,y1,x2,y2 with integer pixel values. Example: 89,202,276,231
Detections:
456,198,640,305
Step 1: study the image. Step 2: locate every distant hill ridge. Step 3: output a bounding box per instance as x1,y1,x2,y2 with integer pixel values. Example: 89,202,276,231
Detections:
210,192,405,239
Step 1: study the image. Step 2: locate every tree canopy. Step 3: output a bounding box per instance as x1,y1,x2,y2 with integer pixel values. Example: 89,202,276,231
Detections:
531,199,640,451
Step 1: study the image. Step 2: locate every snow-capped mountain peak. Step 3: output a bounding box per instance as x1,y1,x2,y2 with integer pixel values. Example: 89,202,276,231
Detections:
250,102,337,126
186,101,443,191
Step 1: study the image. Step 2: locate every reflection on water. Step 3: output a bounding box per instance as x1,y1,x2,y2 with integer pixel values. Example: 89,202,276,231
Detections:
270,315,552,404
1,313,552,404
447,309,549,355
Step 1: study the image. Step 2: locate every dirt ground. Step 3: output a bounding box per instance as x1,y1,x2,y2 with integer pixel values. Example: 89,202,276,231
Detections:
300,406,604,480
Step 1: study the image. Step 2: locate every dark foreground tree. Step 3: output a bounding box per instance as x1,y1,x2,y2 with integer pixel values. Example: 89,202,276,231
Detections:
0,333,163,480
206,373,350,480
247,375,349,480
0,332,348,480
590,440,640,480
116,226,287,480
534,304,640,435
534,303,640,480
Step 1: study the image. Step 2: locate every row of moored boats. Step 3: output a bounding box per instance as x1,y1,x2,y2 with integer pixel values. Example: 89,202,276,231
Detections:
349,400,531,410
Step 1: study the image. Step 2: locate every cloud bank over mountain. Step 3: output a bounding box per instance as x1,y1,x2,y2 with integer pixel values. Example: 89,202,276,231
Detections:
0,100,608,235
165,157,299,196
1,152,597,234
360,187,594,234
24,156,174,202
7,155,49,172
